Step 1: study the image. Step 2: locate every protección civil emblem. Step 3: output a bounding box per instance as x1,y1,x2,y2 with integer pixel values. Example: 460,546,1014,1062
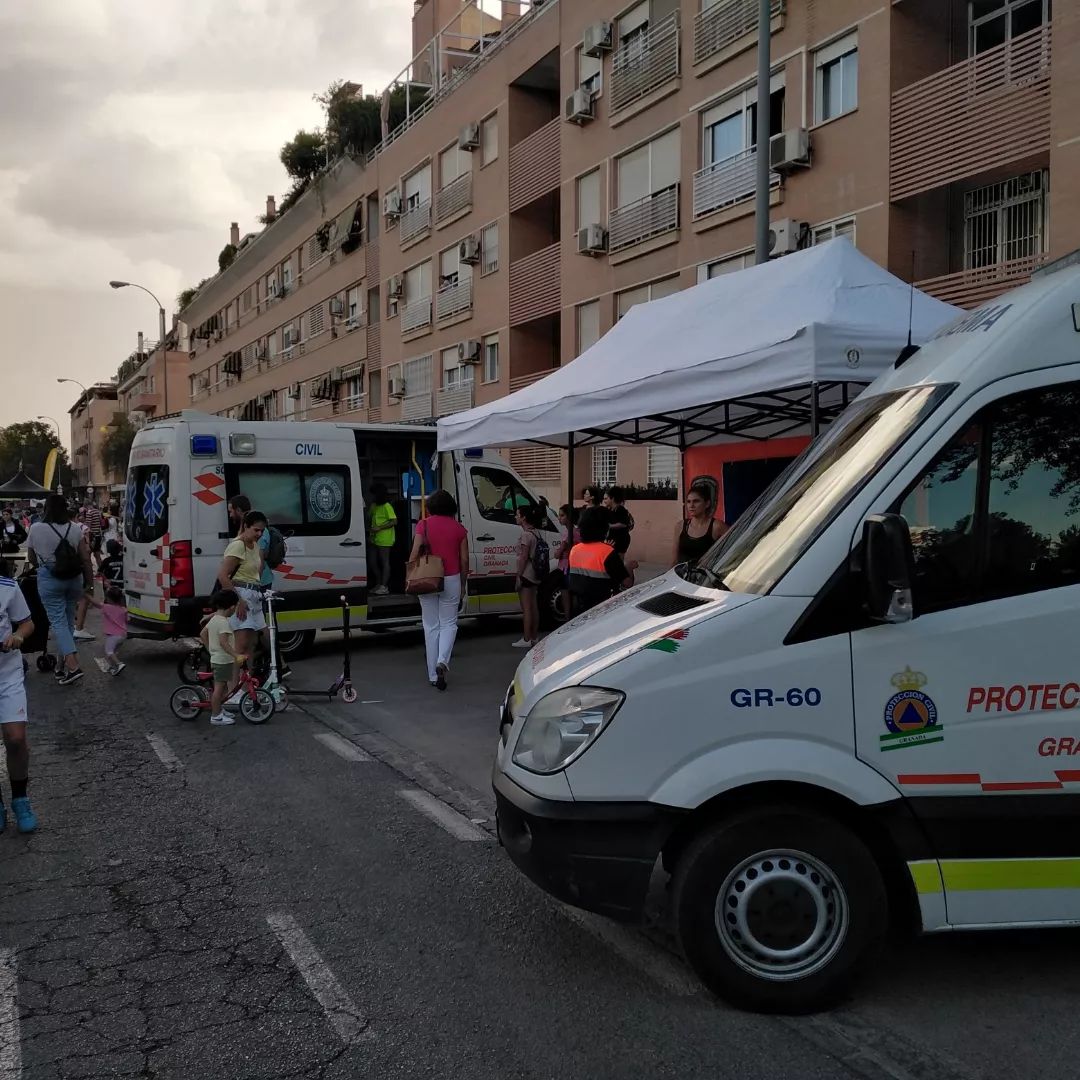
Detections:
880,667,941,751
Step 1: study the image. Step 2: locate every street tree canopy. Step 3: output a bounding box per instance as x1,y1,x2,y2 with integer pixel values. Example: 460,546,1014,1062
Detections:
0,421,70,489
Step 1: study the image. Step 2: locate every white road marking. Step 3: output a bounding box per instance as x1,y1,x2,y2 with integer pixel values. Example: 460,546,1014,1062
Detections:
313,732,372,762
0,948,21,1080
145,734,182,771
266,912,371,1045
398,789,488,841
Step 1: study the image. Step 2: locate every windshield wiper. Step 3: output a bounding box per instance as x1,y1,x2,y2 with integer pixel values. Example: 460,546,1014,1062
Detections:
686,565,730,591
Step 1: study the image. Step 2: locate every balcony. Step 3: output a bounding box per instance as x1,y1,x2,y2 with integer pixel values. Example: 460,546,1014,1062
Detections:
435,172,472,224
891,24,1052,201
915,253,1049,309
437,382,475,417
509,119,560,213
509,243,560,326
509,369,555,393
693,149,778,220
694,0,782,67
402,297,433,334
130,391,161,413
611,11,680,116
402,392,434,422
436,278,473,321
400,199,432,245
609,183,679,252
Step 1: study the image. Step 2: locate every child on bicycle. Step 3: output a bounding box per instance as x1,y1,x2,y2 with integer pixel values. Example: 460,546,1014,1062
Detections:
200,589,243,727
86,585,128,675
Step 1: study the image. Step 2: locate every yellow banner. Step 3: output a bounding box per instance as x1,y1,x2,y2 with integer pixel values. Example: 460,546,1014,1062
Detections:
42,448,58,491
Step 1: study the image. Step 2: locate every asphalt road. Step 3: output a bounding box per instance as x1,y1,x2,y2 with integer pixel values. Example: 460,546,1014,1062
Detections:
4,612,1080,1079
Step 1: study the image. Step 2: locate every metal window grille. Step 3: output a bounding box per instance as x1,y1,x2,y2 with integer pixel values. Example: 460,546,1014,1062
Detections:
812,218,856,246
593,447,618,488
648,446,680,486
964,171,1046,270
308,304,326,339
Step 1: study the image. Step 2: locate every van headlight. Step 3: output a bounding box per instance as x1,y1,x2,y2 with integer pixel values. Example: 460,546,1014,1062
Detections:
512,687,624,775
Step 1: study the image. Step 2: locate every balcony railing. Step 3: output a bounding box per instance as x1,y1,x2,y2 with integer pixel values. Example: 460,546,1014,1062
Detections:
693,148,778,219
891,24,1052,201
611,11,680,114
437,382,475,416
509,370,555,394
915,253,1049,309
694,0,782,65
609,183,679,252
402,297,433,333
402,392,434,422
400,199,432,244
509,118,561,212
435,172,472,223
509,242,560,326
436,278,473,320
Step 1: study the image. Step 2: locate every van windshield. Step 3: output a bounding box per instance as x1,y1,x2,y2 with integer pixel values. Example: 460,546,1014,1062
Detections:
687,385,953,595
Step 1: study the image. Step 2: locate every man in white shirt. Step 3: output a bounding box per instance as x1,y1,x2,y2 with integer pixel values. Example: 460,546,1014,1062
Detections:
0,571,38,832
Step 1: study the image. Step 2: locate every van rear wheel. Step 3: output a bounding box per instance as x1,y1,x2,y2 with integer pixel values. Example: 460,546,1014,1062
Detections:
672,809,886,1014
276,629,315,659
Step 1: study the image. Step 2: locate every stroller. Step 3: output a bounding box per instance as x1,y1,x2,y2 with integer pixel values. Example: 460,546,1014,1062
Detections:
14,565,56,673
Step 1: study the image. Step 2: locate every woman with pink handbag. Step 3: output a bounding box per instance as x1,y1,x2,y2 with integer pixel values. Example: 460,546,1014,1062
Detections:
406,490,469,691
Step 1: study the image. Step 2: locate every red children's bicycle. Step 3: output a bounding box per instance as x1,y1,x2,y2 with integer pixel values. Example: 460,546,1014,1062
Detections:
169,665,275,725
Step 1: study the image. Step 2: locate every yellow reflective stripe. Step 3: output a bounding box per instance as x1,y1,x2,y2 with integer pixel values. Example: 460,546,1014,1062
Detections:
908,861,943,895
941,859,1080,892
277,606,367,625
128,606,170,622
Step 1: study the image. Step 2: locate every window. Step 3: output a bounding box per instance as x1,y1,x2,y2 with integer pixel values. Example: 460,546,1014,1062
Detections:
576,169,601,230
283,323,297,351
439,143,469,189
125,465,170,544
386,363,402,394
280,387,296,420
471,465,538,524
648,445,680,487
344,374,364,411
815,33,858,123
897,382,1080,611
404,354,433,397
698,252,751,283
369,371,382,408
616,276,680,320
308,303,326,339
226,465,351,536
403,164,432,209
347,285,362,325
405,260,433,302
702,75,785,167
593,448,618,488
616,128,679,207
812,218,856,246
577,301,601,355
578,46,602,95
439,245,465,290
482,333,499,383
282,257,294,289
964,171,1046,270
481,113,498,166
482,222,499,275
265,272,278,301
619,0,650,52
970,0,1050,56
442,346,473,389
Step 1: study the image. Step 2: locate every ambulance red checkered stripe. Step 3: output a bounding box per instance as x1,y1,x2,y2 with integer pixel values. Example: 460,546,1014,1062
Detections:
898,772,1077,792
275,563,366,586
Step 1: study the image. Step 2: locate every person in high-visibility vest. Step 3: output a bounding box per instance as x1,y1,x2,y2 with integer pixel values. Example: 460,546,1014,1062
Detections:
569,507,637,614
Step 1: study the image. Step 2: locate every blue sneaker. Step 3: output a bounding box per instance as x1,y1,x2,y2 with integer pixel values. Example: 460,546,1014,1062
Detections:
11,798,37,834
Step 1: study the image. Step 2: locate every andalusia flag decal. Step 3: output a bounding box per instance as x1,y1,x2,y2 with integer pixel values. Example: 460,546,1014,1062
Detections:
644,629,689,654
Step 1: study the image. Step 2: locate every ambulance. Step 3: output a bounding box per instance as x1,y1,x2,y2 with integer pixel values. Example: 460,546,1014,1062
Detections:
494,259,1080,1012
123,415,559,652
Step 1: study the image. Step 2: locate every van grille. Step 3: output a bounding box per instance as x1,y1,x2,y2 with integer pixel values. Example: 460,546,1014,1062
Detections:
637,592,710,617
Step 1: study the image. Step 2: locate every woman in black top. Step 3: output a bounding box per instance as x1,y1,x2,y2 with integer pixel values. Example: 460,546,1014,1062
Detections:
673,482,728,567
602,486,634,556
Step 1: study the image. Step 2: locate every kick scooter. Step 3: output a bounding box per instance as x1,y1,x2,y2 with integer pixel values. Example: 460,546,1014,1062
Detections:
263,591,357,705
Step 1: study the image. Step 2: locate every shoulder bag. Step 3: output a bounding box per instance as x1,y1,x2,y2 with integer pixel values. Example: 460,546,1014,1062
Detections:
405,520,445,595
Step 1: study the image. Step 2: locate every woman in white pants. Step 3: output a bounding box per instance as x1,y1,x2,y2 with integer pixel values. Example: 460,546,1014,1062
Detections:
408,490,469,691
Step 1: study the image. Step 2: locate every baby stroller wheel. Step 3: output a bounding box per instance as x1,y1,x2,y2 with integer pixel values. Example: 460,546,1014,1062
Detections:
36,654,56,672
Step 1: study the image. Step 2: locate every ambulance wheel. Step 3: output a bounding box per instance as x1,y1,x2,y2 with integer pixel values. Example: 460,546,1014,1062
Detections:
672,809,886,1014
277,629,315,659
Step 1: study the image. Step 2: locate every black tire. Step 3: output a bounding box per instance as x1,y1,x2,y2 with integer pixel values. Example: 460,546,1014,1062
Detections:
240,688,275,724
538,574,569,631
276,629,315,659
672,808,887,1014
177,646,208,686
170,685,207,722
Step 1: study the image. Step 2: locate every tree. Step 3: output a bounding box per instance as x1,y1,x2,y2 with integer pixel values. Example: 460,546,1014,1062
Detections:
280,129,326,182
0,421,70,489
178,277,210,311
218,243,238,273
98,414,137,479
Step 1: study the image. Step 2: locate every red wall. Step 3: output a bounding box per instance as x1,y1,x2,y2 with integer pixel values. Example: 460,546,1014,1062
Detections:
684,437,811,521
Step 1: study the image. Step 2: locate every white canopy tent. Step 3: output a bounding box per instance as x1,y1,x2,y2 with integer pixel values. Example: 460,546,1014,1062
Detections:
437,239,960,453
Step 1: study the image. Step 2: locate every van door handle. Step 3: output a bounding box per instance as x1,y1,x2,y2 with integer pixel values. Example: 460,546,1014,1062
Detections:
138,561,148,568
476,534,495,542
339,539,363,547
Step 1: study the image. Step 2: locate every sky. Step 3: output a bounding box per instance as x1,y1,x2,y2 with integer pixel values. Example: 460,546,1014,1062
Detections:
0,0,410,450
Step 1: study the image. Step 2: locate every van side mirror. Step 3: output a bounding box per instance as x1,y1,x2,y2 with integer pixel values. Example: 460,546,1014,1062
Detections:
861,514,915,624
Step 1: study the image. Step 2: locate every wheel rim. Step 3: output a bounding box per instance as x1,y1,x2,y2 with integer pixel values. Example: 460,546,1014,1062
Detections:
714,848,849,982
242,691,274,722
171,687,203,720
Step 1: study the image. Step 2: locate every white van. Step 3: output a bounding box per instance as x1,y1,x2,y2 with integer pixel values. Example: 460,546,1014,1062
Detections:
494,261,1080,1012
123,415,559,652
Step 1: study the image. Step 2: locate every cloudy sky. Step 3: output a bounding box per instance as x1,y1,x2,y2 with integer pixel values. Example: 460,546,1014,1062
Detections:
0,0,410,449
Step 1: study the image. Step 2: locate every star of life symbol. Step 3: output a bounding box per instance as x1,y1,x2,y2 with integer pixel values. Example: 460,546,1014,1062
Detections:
142,472,166,527
125,478,137,522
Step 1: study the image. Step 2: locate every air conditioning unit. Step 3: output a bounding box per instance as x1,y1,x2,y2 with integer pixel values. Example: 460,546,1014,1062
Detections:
329,298,345,317
583,21,613,56
384,189,402,217
387,275,403,299
289,382,302,399
769,218,804,257
565,88,595,125
577,224,608,256
459,235,481,265
330,367,344,384
387,376,404,399
769,128,811,173
459,122,480,150
458,339,482,364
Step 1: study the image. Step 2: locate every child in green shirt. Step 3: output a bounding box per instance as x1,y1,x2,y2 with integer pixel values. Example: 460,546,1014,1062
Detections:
368,483,397,596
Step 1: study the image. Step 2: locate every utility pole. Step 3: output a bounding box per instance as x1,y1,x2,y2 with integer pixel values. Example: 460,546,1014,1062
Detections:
754,0,772,265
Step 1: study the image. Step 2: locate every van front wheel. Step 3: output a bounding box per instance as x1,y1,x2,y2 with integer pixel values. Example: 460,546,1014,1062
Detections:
672,810,886,1014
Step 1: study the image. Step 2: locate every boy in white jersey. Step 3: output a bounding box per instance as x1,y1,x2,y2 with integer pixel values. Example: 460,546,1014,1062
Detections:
0,569,37,832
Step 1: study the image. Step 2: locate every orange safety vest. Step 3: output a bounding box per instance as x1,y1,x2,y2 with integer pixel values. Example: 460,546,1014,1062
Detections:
569,541,613,579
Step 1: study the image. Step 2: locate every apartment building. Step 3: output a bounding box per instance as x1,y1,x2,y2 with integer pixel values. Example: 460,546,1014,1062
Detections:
116,336,190,428
180,0,1079,496
67,382,122,500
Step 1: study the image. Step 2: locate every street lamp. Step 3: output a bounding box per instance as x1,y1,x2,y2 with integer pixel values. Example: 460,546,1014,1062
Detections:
109,280,169,415
57,378,90,497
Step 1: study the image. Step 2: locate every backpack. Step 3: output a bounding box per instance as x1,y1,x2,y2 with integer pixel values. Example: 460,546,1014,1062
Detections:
264,525,287,570
48,525,84,580
532,532,550,581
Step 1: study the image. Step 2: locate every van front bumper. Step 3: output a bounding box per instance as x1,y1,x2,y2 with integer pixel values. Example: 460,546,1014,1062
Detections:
493,768,683,922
